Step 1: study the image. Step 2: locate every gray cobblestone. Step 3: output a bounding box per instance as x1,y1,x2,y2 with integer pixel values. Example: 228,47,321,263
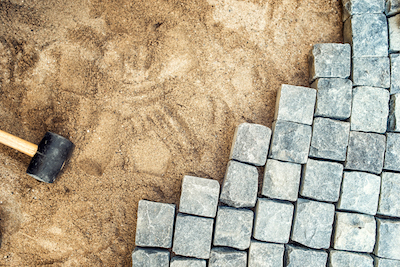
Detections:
374,257,400,267
389,14,400,53
248,241,284,267
386,0,400,16
374,218,400,260
384,133,400,171
170,257,206,267
390,54,400,95
329,250,373,267
209,247,247,267
377,172,400,218
342,0,385,21
285,245,328,267
388,94,400,132
132,248,170,267
352,57,390,88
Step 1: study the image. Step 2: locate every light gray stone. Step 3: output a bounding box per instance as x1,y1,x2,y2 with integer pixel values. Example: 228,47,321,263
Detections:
213,207,253,250
262,159,301,202
269,120,312,164
253,198,294,244
291,199,335,249
248,241,284,267
386,0,400,16
345,131,386,175
132,248,170,267
285,245,328,267
388,94,400,132
389,14,400,53
329,250,373,267
390,54,400,95
309,117,350,161
172,214,214,259
342,0,385,21
374,218,400,260
179,175,220,218
170,257,206,267
375,257,400,267
337,171,381,215
300,159,343,202
135,200,175,248
384,133,400,171
209,247,247,267
229,123,272,166
352,57,391,88
377,172,400,218
220,160,258,208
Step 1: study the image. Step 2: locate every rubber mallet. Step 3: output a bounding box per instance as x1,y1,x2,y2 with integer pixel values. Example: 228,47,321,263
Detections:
0,130,74,183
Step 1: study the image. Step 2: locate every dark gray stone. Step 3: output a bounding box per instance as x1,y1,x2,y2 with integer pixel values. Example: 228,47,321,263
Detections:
248,241,284,267
389,14,400,53
374,257,400,267
390,54,400,95
285,245,328,267
377,172,400,218
329,250,373,267
209,247,247,267
352,57,390,88
386,0,400,16
374,218,400,260
342,0,385,21
384,133,400,172
170,256,206,267
132,248,170,267
388,94,400,132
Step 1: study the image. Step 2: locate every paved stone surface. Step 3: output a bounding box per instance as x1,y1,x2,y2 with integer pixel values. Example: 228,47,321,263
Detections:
248,241,284,267
389,14,400,53
253,198,294,244
274,84,316,125
375,219,400,260
132,248,170,267
285,245,328,267
220,160,258,208
269,120,312,164
329,250,373,267
311,78,352,120
391,54,400,95
384,133,400,171
378,172,400,218
135,200,176,248
262,159,301,202
172,214,214,259
337,171,381,215
209,247,247,267
342,0,385,21
374,257,400,267
213,207,253,250
352,57,391,88
170,256,206,267
345,131,386,175
388,94,400,132
386,0,400,16
291,199,335,249
300,159,343,202
309,117,350,161
179,175,220,218
229,123,272,166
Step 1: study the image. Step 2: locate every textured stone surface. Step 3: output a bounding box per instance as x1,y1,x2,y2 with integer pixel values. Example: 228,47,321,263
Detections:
329,250,373,267
213,207,253,250
375,219,400,260
350,86,389,134
269,120,312,164
337,171,381,215
352,57,391,88
179,175,220,218
389,14,400,53
220,160,258,208
345,131,386,175
388,94,400,132
248,241,284,267
384,133,400,171
342,0,385,21
172,214,214,259
291,199,335,249
209,247,247,267
300,159,343,202
378,172,400,218
309,117,350,161
170,257,206,267
375,257,400,267
262,159,301,202
253,198,294,244
274,84,316,125
135,200,176,248
132,248,170,267
229,123,272,166
386,0,400,16
311,78,352,120
285,245,328,267
391,54,400,95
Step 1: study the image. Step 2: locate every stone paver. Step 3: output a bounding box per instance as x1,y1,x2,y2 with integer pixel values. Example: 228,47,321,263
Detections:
209,247,247,267
170,257,206,267
390,54,400,95
329,250,373,267
388,94,400,132
389,14,400,53
386,0,400,16
352,57,390,88
378,172,400,218
374,257,400,267
285,245,328,267
384,133,400,172
375,219,400,261
342,0,385,21
248,241,284,267
132,248,170,267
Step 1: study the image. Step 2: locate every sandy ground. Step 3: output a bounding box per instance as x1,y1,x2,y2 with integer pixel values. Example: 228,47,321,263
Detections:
0,0,342,265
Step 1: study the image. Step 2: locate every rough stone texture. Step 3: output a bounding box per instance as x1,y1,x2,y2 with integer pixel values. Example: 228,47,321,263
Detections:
375,257,400,267
300,159,343,202
375,219,400,260
170,257,206,267
384,133,400,171
172,214,214,259
291,199,335,249
352,57,391,88
311,78,352,120
220,160,258,208
337,171,381,215
386,0,400,16
378,172,400,218
135,200,176,248
269,120,312,164
179,175,220,218
285,245,328,267
253,198,294,244
342,0,385,21
389,14,400,53
345,131,386,175
213,207,253,250
209,247,247,267
350,86,389,134
229,123,272,166
262,159,301,202
388,94,400,132
132,248,170,267
309,117,350,161
329,250,374,267
274,84,316,125
248,241,284,267
391,54,400,95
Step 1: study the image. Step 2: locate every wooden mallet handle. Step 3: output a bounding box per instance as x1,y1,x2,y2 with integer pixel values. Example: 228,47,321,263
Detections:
0,129,38,157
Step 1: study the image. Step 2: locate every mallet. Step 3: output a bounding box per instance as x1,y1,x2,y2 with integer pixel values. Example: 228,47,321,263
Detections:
0,130,74,183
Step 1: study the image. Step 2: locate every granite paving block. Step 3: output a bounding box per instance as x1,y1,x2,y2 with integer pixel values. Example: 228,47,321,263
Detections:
262,159,301,202
386,0,400,16
391,54,400,95
311,78,352,120
352,57,391,88
285,245,328,267
253,198,294,244
248,241,284,267
229,123,272,166
135,200,175,248
389,14,400,53
220,160,258,208
342,0,385,21
132,248,170,267
209,247,247,267
374,218,400,260
388,94,400,132
170,256,206,267
384,133,400,171
329,250,373,267
213,207,253,250
274,84,316,125
375,257,400,267
269,120,312,164
179,175,220,218
291,199,335,249
309,117,350,161
172,214,214,259
345,131,386,175
300,159,343,202
377,172,400,218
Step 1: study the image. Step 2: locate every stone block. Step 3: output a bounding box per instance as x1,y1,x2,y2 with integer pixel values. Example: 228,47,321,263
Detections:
291,199,335,249
329,250,373,267
220,160,258,208
309,117,350,161
350,86,389,134
135,200,175,248
345,131,386,175
375,257,400,267
311,78,352,120
352,57,391,88
389,14,400,53
300,159,343,202
285,245,328,267
172,214,214,259
269,120,312,164
374,218,400,260
229,123,272,166
342,0,385,21
377,172,400,218
132,248,170,267
170,257,206,267
386,0,400,16
384,133,400,171
390,54,400,95
274,84,316,125
388,94,400,132
262,159,301,202
213,207,253,250
248,241,284,267
209,247,247,267
337,171,381,215
253,198,294,244
179,175,220,218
